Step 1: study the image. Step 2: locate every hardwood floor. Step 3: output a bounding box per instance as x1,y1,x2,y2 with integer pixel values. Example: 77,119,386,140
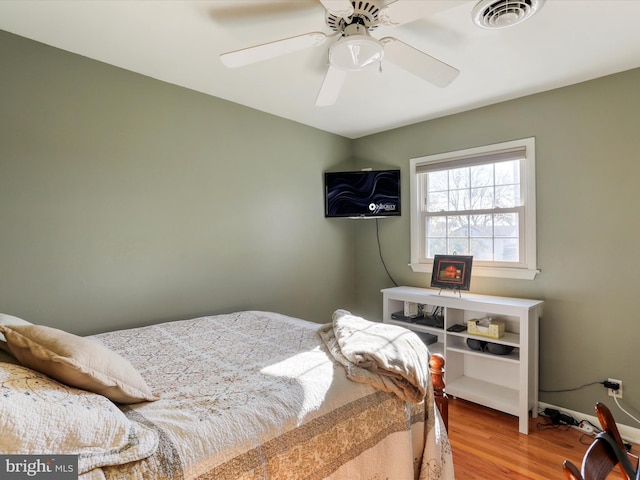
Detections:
447,398,633,479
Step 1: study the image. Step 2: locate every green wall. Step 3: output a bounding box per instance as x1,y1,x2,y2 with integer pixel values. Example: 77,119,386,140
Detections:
0,30,355,335
352,67,640,419
3,27,640,426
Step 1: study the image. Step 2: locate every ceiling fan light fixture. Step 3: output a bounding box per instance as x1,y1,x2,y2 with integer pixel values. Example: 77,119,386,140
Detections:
472,0,544,29
329,35,384,71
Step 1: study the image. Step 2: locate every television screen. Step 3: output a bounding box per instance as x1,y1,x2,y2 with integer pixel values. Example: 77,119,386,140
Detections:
324,169,401,218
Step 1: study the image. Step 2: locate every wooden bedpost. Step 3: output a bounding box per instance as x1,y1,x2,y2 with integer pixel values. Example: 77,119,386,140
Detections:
429,353,448,431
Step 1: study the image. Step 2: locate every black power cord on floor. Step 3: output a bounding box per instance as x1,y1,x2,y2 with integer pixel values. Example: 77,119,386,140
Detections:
543,407,579,426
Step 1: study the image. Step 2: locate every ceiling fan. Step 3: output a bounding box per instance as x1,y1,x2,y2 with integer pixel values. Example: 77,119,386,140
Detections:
219,0,463,106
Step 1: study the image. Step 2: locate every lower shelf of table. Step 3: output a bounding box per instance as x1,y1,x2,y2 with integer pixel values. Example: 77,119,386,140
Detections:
446,375,520,417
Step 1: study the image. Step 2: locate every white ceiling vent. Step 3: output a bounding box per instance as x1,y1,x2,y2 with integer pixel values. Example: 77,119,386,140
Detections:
472,0,545,29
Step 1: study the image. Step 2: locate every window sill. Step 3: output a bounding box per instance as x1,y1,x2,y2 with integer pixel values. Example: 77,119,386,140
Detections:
409,263,540,280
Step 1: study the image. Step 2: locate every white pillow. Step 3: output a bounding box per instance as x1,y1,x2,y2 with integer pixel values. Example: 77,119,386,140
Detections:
0,363,158,474
0,324,158,404
0,312,32,351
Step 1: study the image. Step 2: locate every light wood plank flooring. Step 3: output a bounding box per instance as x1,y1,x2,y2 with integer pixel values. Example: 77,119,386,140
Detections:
448,398,634,479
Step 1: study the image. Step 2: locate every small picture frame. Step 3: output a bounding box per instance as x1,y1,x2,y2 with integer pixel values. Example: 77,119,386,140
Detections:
430,255,473,292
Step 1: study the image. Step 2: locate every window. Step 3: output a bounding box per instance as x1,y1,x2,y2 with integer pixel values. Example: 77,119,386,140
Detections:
410,137,538,280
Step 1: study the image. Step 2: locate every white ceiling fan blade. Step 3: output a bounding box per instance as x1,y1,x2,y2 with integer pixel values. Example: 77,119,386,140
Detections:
220,32,328,68
318,0,354,19
315,65,348,107
382,37,459,87
378,0,469,27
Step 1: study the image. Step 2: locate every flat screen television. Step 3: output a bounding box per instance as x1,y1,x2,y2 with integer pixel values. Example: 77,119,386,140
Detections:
324,169,401,218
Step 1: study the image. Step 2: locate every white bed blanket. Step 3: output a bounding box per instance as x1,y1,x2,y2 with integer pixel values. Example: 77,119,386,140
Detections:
84,311,454,480
317,309,431,403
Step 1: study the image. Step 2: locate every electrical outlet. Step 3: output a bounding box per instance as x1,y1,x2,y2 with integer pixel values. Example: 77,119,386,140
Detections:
608,378,623,398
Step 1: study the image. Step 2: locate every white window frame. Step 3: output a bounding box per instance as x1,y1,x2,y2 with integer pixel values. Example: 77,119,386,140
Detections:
409,137,539,280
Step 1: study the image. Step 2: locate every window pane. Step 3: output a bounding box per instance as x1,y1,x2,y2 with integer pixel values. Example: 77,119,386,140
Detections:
495,213,519,237
469,214,493,238
470,186,494,209
427,216,447,236
495,160,519,185
448,238,469,255
495,238,519,261
427,191,448,212
495,184,519,208
470,238,494,261
428,170,448,191
470,164,493,188
447,215,466,237
449,188,470,211
427,238,447,258
449,167,469,189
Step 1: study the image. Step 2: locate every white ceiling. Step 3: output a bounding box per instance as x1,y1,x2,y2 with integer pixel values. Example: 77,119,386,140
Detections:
1,0,640,139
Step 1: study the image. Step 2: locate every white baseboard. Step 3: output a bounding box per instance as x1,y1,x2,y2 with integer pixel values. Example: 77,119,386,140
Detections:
539,401,640,445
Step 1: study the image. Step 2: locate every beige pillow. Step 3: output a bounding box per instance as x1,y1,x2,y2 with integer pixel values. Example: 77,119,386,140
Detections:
0,312,32,351
0,362,158,474
0,324,158,404
0,349,20,364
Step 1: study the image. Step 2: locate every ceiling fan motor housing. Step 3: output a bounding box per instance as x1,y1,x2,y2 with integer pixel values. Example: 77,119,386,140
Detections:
326,0,381,32
326,1,384,71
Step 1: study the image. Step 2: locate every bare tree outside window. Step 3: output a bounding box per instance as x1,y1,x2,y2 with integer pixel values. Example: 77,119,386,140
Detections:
422,159,521,263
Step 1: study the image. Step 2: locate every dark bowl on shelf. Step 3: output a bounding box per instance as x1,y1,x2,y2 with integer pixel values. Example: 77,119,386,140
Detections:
486,342,515,355
466,338,487,351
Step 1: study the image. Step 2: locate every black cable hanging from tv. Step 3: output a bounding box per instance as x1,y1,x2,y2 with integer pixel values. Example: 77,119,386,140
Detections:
376,218,398,287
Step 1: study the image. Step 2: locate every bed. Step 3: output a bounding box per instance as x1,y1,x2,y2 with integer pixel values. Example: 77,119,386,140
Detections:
0,310,453,480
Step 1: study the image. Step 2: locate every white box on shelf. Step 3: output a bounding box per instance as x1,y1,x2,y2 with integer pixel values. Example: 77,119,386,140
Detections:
467,318,505,338
403,301,420,318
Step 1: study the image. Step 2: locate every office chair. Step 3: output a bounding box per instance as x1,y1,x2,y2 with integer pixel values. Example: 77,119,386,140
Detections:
562,402,636,480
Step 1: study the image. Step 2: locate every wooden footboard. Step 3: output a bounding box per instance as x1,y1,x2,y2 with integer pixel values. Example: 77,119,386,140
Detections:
429,353,448,430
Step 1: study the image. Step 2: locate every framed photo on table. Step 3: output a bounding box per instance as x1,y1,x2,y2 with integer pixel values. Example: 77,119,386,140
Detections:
430,255,473,292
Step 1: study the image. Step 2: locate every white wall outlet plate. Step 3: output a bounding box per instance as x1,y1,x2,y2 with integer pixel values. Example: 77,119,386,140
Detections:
608,378,623,399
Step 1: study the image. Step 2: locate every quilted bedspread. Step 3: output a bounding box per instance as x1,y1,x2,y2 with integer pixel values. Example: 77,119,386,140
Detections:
85,311,453,480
